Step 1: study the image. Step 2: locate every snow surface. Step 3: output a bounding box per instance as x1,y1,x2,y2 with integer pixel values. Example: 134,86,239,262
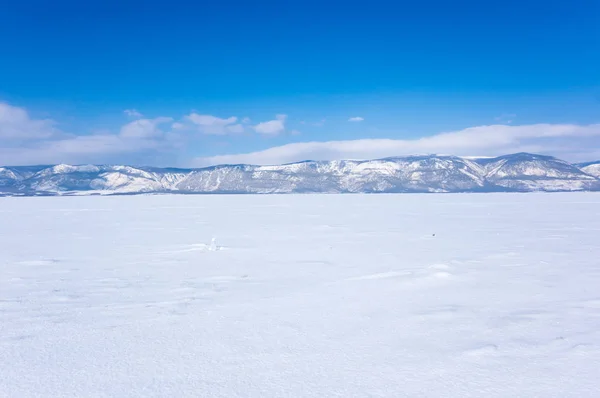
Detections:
1,193,600,397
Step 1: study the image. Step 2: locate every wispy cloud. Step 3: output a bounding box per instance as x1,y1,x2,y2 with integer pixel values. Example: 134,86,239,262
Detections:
183,113,244,135
193,123,600,166
254,114,287,135
348,116,364,122
300,119,326,127
124,109,143,118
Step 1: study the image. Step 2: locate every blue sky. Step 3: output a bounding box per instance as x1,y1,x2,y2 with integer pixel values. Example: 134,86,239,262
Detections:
1,0,599,166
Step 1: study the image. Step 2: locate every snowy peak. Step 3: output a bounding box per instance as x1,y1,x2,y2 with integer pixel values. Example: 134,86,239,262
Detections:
474,153,597,192
0,167,20,182
1,153,599,196
479,153,584,178
579,161,600,178
33,164,102,177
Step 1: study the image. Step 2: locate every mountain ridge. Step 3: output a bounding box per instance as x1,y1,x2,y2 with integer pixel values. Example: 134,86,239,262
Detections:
1,153,600,196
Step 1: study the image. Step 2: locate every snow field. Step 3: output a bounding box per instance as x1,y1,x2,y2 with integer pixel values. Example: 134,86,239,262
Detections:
1,193,600,397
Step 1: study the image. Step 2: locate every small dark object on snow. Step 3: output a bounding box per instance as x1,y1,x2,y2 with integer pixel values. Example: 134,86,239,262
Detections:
432,234,436,237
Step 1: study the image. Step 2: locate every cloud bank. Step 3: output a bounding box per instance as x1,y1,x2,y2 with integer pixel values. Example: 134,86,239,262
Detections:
0,102,58,140
193,123,600,166
2,101,600,167
0,102,176,165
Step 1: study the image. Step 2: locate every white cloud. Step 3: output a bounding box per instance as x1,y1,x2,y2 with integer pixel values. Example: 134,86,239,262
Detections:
193,123,600,166
184,113,243,135
124,109,143,118
0,102,58,140
120,117,173,139
0,102,180,166
348,117,364,122
188,114,236,126
3,101,600,168
254,114,287,135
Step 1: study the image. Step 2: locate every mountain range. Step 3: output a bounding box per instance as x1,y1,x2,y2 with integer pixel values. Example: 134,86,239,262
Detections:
1,153,600,196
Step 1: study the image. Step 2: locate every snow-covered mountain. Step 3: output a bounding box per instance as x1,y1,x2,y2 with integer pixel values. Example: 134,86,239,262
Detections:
578,161,600,179
1,153,599,196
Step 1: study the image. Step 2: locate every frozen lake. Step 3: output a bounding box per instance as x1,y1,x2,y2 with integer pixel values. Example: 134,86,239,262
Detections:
1,193,600,397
